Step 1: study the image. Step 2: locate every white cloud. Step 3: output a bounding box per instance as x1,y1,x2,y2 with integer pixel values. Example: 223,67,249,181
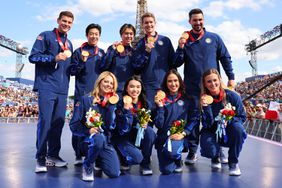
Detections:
207,20,262,60
205,0,273,18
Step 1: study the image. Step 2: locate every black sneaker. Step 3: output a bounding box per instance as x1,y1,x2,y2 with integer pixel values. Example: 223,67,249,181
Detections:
140,164,153,175
174,160,183,173
35,157,47,173
185,152,198,165
211,157,222,169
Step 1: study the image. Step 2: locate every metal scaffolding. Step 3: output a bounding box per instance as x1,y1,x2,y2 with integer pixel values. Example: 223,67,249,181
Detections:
245,24,282,76
0,34,29,78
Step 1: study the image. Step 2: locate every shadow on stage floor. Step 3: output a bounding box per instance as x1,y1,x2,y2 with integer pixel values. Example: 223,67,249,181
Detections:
0,124,281,188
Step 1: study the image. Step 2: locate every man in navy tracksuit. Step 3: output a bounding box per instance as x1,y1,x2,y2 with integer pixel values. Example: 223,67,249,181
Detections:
174,8,235,165
132,12,175,108
29,11,74,173
70,23,105,164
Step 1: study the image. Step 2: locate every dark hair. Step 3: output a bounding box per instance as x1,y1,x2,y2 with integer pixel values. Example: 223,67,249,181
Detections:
122,75,148,109
58,11,74,20
161,69,185,95
189,8,203,20
119,23,136,36
86,23,102,35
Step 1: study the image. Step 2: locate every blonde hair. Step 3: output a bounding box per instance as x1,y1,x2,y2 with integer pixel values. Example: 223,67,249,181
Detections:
200,69,226,106
91,71,118,102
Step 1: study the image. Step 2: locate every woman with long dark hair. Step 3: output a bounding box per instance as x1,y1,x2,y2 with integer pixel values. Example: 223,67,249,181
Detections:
113,75,156,175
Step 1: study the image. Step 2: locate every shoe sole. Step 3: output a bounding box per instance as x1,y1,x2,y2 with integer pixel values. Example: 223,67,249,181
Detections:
46,161,68,167
35,167,47,173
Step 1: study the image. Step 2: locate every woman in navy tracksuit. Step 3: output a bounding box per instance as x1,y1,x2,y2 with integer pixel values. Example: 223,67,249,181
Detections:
200,69,247,176
112,75,156,175
100,24,136,97
69,71,120,181
154,69,199,174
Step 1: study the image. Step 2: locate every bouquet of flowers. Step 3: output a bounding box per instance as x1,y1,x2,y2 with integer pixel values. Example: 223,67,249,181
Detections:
135,108,152,147
85,107,103,129
165,119,186,159
215,103,236,143
169,119,185,135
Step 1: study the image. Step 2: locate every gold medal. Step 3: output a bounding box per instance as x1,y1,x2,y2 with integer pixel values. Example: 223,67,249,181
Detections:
147,37,155,43
81,50,89,57
116,44,125,53
182,32,189,39
204,95,213,105
108,94,119,104
156,90,166,100
64,50,72,58
123,95,132,104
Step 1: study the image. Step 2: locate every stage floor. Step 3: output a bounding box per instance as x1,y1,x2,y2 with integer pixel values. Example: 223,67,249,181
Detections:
0,124,281,188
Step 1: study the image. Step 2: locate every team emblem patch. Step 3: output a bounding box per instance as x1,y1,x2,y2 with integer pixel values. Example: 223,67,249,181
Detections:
158,40,163,46
205,38,212,44
98,51,103,57
177,100,184,106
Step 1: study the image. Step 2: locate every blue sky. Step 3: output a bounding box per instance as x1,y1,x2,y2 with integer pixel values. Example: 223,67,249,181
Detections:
0,0,282,95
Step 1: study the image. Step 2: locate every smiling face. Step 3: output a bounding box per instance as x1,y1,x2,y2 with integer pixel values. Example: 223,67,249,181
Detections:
57,15,73,34
99,75,114,96
87,28,100,46
126,79,142,102
189,13,204,33
121,28,134,46
167,73,180,95
204,73,221,95
142,16,156,36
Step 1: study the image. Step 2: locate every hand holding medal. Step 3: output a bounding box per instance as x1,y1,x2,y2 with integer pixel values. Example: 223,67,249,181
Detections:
155,90,166,107
123,95,133,109
201,94,213,106
81,50,89,62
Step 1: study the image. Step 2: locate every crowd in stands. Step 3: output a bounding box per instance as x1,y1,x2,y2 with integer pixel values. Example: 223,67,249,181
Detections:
236,72,282,122
0,79,38,118
0,72,281,121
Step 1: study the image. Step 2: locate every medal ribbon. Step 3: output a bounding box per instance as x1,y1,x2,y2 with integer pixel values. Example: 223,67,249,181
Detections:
211,89,224,103
162,92,182,105
130,101,142,114
55,28,69,51
184,29,204,43
144,32,159,44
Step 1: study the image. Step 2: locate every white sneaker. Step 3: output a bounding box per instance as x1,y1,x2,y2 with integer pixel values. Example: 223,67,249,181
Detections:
140,165,153,175
35,161,47,173
120,165,130,171
211,158,222,169
82,166,94,181
46,156,68,167
229,163,241,176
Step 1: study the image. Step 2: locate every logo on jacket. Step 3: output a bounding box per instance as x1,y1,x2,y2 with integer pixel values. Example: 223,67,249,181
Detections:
158,40,163,46
98,52,103,57
205,38,212,44
177,100,184,106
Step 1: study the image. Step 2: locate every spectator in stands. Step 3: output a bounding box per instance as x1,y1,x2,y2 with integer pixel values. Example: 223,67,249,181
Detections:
199,69,247,176
255,104,265,119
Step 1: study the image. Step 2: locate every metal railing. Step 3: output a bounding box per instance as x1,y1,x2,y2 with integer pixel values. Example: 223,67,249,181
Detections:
0,117,71,124
244,118,282,143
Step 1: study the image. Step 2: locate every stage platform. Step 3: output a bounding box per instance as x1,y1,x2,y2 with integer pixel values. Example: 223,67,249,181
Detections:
0,123,281,188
